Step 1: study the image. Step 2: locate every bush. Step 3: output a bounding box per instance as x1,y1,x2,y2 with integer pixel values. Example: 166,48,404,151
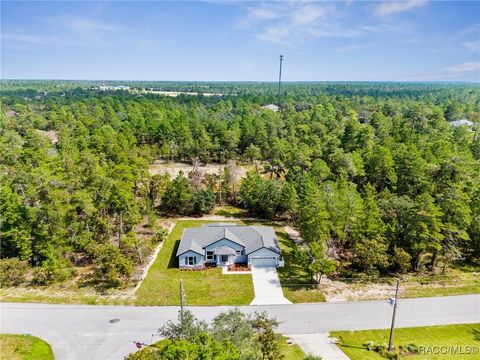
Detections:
391,247,412,273
152,228,168,243
0,258,28,287
363,340,417,359
31,258,74,285
93,243,133,287
32,266,50,285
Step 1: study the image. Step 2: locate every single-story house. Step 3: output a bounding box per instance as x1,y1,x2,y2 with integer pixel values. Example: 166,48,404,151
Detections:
176,223,284,269
261,104,280,112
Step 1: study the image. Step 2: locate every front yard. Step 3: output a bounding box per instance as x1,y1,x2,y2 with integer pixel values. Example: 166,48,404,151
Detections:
331,323,480,360
0,334,54,360
135,220,255,306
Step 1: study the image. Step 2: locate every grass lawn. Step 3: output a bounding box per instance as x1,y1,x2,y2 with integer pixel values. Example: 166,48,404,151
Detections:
0,334,54,360
280,336,308,359
274,226,326,303
213,205,248,218
400,267,480,299
135,220,255,306
331,323,480,360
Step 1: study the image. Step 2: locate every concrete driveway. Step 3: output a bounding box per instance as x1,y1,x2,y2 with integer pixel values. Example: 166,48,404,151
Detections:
250,266,292,305
289,333,349,360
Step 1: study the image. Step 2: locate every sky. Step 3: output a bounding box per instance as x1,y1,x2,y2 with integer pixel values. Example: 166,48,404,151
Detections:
1,0,479,81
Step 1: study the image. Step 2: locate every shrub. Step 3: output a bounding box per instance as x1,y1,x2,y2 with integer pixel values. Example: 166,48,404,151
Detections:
32,266,50,285
31,258,74,285
152,228,168,243
93,243,133,287
0,258,28,287
363,340,417,359
391,247,412,273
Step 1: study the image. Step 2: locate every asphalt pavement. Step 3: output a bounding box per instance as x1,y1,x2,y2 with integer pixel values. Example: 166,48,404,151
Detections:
1,294,479,360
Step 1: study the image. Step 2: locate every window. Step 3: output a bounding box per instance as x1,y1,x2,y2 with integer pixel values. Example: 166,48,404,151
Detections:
206,251,214,260
236,250,244,256
186,256,196,266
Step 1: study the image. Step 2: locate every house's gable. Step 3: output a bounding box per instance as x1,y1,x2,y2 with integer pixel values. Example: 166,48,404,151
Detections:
248,247,281,257
204,238,245,252
178,250,204,267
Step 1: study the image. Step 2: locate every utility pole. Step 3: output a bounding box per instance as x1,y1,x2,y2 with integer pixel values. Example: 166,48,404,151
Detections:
278,55,284,98
388,279,400,351
179,279,186,339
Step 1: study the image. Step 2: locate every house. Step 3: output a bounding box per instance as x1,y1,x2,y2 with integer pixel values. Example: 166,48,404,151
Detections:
261,104,280,112
449,119,473,127
176,223,284,269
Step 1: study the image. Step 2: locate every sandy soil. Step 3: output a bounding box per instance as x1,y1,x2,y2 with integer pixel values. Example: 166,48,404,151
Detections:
149,160,254,178
321,279,397,302
35,130,58,144
283,226,303,245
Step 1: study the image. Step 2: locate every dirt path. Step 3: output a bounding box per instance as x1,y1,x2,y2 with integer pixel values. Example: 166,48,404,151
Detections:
131,221,176,294
282,225,303,245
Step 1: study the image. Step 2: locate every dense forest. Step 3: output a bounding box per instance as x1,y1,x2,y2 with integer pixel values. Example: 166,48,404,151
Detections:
1,81,479,287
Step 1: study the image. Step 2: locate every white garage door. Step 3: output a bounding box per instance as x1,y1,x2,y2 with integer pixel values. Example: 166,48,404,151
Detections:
250,256,277,267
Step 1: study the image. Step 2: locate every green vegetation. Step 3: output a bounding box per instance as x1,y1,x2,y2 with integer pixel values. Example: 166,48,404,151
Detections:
275,227,327,303
0,334,54,360
135,220,254,305
331,323,480,360
1,80,479,294
126,308,312,360
279,336,311,360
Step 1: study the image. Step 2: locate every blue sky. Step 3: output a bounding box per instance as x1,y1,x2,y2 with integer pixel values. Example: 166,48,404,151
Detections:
1,1,479,81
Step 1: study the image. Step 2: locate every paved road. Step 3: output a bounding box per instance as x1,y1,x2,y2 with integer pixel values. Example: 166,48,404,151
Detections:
1,295,479,360
250,266,292,305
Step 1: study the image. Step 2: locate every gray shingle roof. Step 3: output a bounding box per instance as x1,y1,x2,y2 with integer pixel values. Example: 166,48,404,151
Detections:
176,224,281,256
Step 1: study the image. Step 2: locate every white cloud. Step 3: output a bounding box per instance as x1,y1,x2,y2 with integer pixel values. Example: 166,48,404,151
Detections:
237,1,417,45
2,33,51,45
375,0,427,17
3,11,160,51
463,40,480,52
335,44,363,53
445,62,480,74
291,3,331,26
55,15,124,33
238,1,360,44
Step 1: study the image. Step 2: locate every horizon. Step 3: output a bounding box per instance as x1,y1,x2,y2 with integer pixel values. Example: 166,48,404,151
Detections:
2,78,480,84
2,1,480,82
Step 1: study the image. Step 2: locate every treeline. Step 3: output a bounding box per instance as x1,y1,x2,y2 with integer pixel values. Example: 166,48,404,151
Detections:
1,83,479,287
127,309,320,360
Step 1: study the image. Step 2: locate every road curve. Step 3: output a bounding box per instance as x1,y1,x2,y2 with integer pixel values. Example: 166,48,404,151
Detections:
1,294,479,360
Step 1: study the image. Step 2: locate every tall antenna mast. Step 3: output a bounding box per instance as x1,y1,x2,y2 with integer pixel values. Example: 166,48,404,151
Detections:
278,55,284,97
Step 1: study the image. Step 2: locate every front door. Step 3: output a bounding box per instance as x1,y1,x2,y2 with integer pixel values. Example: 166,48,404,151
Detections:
221,255,228,263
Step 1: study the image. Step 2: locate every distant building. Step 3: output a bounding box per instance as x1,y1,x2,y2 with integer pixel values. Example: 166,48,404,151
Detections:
262,104,279,112
98,85,130,91
449,119,474,127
